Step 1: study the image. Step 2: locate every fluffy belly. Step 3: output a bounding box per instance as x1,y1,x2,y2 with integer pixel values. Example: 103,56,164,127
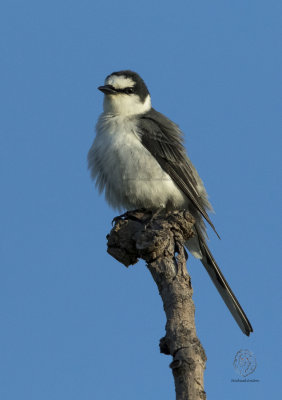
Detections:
89,115,188,211
114,164,187,211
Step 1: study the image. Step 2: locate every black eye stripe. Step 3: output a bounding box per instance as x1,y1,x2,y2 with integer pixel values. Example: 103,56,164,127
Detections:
109,85,135,94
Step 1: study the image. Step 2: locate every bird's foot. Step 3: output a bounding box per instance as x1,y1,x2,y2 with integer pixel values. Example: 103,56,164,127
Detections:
112,208,148,226
143,207,166,229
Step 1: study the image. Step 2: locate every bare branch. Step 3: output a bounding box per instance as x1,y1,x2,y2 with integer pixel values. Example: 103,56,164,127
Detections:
107,209,207,400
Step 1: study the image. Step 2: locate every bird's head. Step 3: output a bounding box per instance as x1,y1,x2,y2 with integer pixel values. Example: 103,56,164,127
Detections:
98,70,151,116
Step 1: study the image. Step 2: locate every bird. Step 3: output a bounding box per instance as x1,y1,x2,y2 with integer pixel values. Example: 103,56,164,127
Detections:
88,70,253,336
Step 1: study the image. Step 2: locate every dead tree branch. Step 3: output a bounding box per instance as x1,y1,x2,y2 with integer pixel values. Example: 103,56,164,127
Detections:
107,209,207,400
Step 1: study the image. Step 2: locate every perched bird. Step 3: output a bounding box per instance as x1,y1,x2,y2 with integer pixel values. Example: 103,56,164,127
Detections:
88,70,253,336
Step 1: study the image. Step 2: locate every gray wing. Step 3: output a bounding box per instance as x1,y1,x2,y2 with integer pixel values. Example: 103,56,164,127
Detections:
138,109,253,335
138,108,220,238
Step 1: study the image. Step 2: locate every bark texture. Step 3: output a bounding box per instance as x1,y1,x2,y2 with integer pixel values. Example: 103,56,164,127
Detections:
107,209,207,400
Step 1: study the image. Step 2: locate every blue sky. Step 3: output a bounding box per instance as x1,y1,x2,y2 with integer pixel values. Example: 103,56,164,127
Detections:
1,0,281,398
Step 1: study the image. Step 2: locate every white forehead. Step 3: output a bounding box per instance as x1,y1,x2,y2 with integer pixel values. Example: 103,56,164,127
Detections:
105,75,135,89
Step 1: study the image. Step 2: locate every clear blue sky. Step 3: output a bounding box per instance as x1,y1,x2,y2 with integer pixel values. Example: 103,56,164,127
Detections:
1,0,281,399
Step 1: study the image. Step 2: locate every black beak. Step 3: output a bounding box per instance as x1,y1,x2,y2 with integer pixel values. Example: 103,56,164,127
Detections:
98,85,117,95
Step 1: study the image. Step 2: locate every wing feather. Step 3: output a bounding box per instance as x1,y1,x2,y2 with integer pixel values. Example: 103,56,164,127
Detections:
138,108,220,238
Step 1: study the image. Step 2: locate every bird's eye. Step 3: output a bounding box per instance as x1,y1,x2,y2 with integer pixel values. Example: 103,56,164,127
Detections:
124,87,134,94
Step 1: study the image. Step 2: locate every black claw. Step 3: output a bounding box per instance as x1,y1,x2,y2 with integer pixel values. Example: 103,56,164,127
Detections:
112,212,128,225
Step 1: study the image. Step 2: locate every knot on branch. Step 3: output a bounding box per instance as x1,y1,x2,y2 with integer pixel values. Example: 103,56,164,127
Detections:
107,209,195,267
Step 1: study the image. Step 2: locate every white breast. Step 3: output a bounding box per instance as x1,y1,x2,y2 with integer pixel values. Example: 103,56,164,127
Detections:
88,113,188,211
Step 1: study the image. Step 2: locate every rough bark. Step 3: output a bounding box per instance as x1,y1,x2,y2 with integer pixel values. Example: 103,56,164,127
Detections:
107,209,207,400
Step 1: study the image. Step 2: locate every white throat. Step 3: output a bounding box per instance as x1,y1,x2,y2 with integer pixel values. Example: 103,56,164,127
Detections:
103,94,151,116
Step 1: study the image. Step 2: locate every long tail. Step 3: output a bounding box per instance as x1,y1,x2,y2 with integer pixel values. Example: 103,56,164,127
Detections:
195,228,253,336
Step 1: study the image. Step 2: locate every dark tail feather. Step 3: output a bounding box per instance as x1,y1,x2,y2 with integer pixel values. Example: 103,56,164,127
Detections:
196,230,253,336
